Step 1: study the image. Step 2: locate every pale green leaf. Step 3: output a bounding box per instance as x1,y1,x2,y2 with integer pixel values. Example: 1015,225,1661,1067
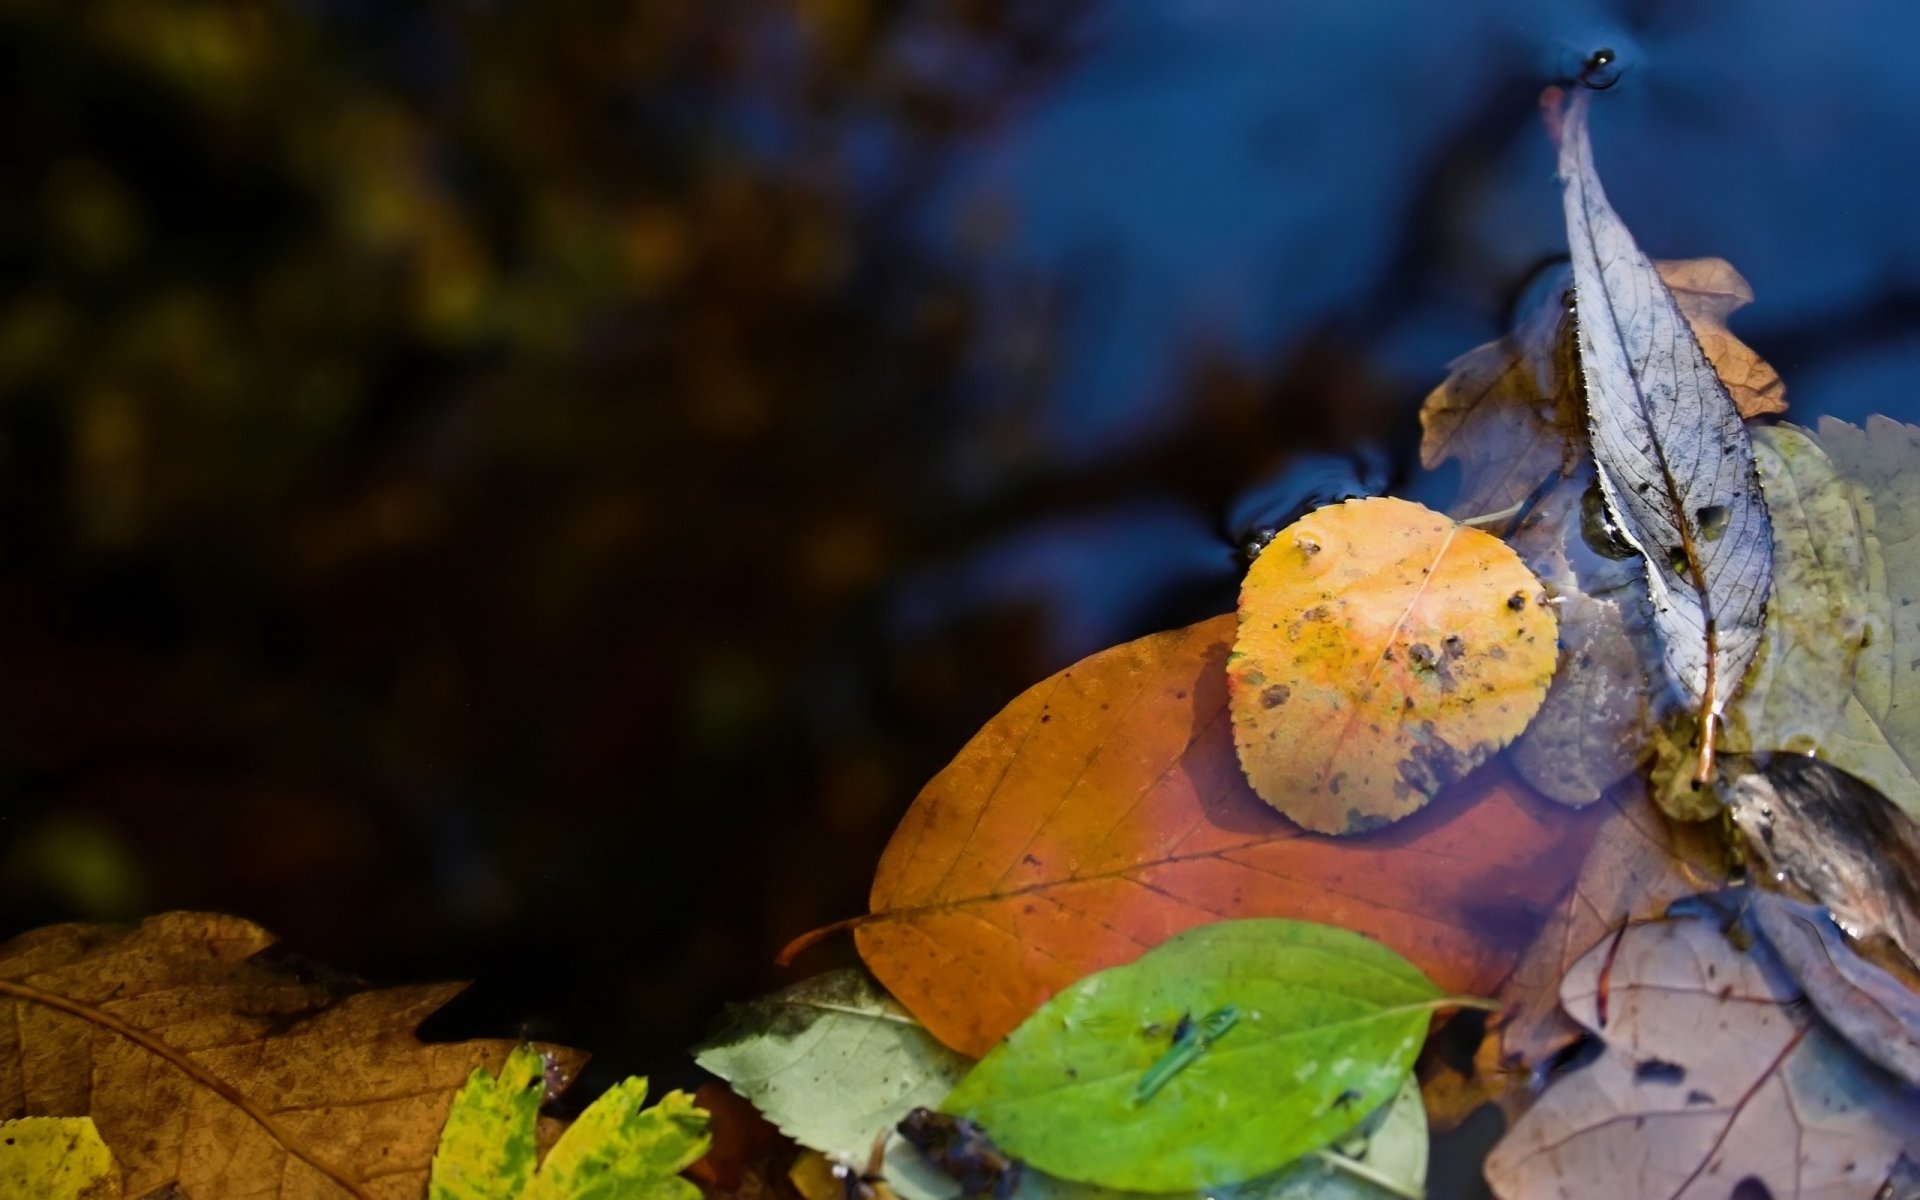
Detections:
0,1117,119,1200
939,919,1445,1192
430,1044,545,1200
521,1079,710,1200
695,968,969,1162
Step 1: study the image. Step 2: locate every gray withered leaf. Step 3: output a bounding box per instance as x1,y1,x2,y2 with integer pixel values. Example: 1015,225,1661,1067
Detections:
1553,89,1772,779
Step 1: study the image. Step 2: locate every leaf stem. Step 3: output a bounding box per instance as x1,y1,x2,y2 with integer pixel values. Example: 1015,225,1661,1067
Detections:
1456,501,1527,529
0,977,377,1200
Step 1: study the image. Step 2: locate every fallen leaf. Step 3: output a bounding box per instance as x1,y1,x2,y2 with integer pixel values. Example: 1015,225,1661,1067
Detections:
1555,87,1773,778
0,911,585,1200
1670,889,1920,1089
694,969,970,1165
1485,909,1920,1200
432,1045,710,1200
1498,779,1728,1066
1504,475,1656,807
1807,415,1920,820
1721,754,1920,966
795,614,1601,1057
1419,259,1784,519
1228,497,1558,833
888,1076,1427,1200
0,1116,120,1200
684,1081,807,1200
938,920,1449,1192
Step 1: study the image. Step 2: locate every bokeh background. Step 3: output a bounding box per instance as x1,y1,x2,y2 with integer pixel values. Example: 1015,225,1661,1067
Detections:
6,0,1920,1102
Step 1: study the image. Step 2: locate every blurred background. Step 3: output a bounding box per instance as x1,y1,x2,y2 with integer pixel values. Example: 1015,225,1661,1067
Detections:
5,0,1920,1099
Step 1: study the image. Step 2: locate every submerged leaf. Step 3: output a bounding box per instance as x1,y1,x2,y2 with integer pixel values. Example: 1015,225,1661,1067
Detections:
1485,910,1920,1200
1671,889,1920,1089
694,969,970,1164
1555,88,1773,777
1229,496,1558,833
939,920,1444,1193
0,1117,119,1200
812,614,1599,1057
1722,754,1920,966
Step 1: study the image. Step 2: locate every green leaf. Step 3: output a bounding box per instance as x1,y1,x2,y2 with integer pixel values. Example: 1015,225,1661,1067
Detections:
694,968,970,1162
430,1044,545,1200
938,919,1446,1192
521,1079,711,1200
889,1076,1426,1200
429,1046,711,1200
0,1117,119,1200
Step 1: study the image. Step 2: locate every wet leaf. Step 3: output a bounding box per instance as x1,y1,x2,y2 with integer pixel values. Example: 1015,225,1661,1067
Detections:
1721,754,1920,966
1555,88,1773,777
429,1044,546,1200
1719,425,1870,756
0,1117,120,1200
1498,781,1729,1065
1419,259,1784,518
938,920,1448,1193
1485,909,1920,1200
796,614,1601,1057
1229,496,1558,833
1809,415,1920,820
1671,889,1920,1089
693,969,970,1164
1501,471,1661,807
0,911,585,1200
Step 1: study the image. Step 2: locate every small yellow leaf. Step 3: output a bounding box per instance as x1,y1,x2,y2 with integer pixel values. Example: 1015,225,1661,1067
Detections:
0,1117,120,1200
1229,496,1557,833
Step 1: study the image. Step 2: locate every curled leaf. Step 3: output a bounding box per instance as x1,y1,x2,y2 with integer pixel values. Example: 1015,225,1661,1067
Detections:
1229,496,1558,833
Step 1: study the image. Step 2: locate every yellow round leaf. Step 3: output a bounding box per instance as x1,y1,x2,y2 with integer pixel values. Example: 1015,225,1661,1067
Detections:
1228,496,1557,834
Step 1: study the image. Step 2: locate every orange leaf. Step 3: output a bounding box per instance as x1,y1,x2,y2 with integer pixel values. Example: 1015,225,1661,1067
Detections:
834,615,1602,1057
1419,258,1784,516
1229,497,1558,833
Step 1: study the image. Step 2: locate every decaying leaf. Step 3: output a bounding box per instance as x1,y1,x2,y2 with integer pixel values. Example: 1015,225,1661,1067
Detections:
432,1046,711,1200
792,615,1601,1057
1420,258,1784,519
1555,88,1773,779
1671,889,1920,1089
1485,910,1920,1200
0,1116,120,1200
939,920,1447,1193
0,911,585,1200
1722,754,1920,966
1811,415,1920,819
1498,780,1728,1065
1229,496,1558,833
694,969,970,1165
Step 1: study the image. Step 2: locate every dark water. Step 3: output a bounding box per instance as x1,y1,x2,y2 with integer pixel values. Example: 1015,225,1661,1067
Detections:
3,0,1919,1152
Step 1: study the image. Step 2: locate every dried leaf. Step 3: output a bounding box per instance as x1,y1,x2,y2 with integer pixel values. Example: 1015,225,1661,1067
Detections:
1498,781,1728,1065
694,969,970,1164
0,1117,120,1200
796,615,1600,1057
1485,911,1920,1200
938,920,1445,1192
1555,89,1773,776
1229,496,1558,833
1419,260,1784,518
0,911,585,1200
